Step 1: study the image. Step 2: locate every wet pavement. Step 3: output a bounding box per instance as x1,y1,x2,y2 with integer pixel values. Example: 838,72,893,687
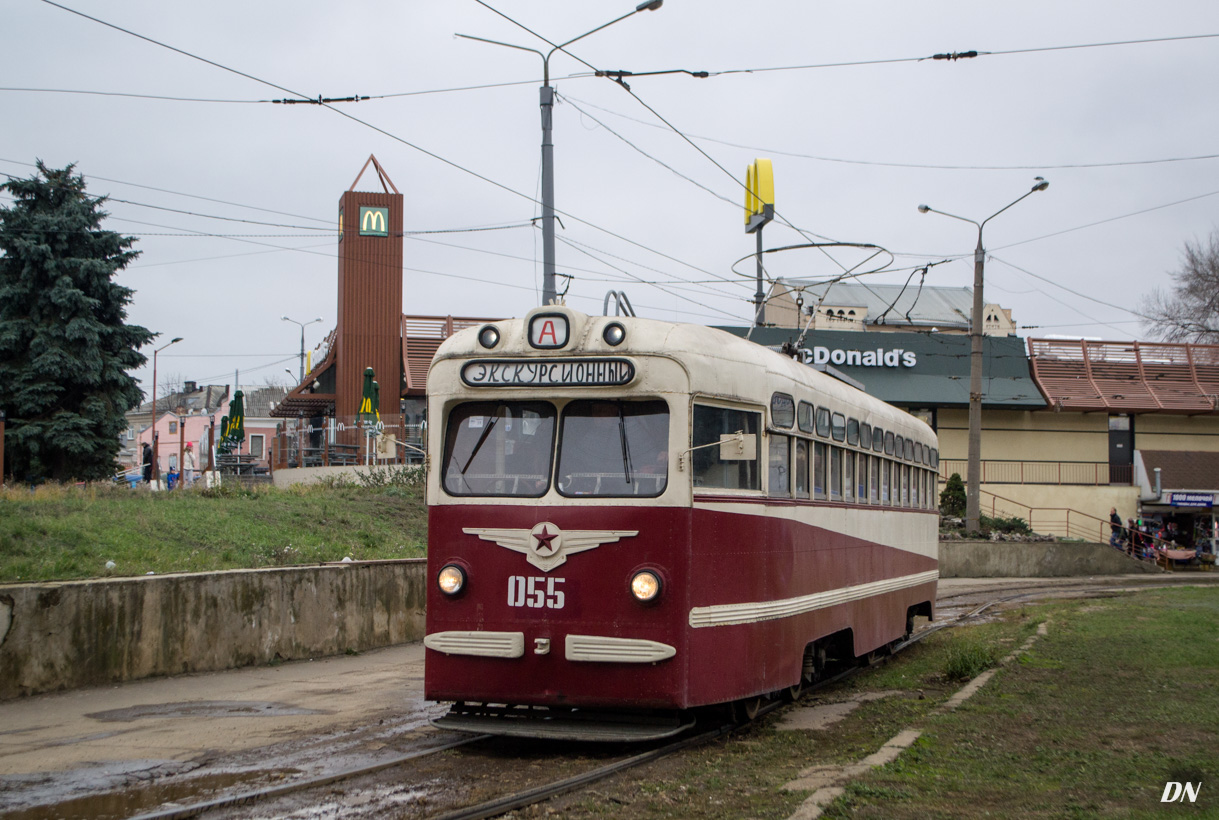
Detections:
0,644,448,818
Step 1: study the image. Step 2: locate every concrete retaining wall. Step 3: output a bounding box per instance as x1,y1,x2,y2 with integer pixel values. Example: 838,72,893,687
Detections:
938,540,1161,578
0,559,427,700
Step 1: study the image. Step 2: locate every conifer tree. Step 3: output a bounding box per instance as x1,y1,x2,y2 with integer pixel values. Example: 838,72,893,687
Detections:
0,161,154,482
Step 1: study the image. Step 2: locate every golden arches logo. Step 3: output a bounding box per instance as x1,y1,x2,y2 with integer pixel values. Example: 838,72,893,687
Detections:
744,158,774,233
359,206,389,236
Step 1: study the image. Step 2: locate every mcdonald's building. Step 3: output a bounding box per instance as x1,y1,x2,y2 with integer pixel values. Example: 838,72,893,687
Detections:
730,280,1219,551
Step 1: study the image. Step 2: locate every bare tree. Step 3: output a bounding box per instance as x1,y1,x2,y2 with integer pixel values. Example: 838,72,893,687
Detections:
157,372,184,400
1144,232,1219,342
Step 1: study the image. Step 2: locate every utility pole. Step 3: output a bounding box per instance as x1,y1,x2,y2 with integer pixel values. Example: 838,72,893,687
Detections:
918,178,1049,532
458,0,664,306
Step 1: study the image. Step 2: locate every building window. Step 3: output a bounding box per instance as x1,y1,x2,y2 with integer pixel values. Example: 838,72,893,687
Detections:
169,421,177,434
250,434,265,459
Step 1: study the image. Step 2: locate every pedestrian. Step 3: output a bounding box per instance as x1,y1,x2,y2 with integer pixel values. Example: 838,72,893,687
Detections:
182,442,196,487
142,442,153,483
1109,507,1124,548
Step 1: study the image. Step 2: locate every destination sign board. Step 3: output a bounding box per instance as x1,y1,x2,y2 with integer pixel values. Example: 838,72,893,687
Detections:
462,358,635,388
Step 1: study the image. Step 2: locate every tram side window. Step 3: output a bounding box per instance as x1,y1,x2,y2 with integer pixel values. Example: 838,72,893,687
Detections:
902,465,910,506
870,456,880,503
813,441,827,499
912,467,920,508
556,400,669,497
884,431,895,455
860,423,872,450
831,413,846,442
881,459,891,504
768,434,791,497
443,401,556,497
798,401,815,434
795,440,810,499
815,407,831,438
843,451,854,502
692,405,760,491
857,452,868,502
891,459,900,504
872,426,884,452
829,446,843,501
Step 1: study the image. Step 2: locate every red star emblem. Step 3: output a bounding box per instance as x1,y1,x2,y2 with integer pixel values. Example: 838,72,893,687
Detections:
532,525,559,554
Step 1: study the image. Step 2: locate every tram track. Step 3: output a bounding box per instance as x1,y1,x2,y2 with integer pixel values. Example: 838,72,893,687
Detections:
114,577,1215,819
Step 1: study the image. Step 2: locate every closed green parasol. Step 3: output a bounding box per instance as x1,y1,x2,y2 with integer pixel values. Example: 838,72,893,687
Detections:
228,390,245,449
358,367,376,426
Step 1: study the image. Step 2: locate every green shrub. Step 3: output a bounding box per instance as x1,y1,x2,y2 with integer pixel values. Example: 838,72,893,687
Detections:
939,472,966,517
981,514,1032,534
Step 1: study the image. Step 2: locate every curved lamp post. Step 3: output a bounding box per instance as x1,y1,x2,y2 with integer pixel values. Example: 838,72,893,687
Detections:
458,0,663,306
150,336,183,484
918,177,1048,532
281,315,323,382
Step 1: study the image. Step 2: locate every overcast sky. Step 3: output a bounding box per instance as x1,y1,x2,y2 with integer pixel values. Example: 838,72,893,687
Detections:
4,0,1219,398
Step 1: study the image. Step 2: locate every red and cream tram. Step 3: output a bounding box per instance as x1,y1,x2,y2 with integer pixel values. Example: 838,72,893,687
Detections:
423,306,938,740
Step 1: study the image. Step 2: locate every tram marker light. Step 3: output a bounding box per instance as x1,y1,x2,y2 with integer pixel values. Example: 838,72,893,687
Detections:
478,325,500,349
438,564,466,595
630,570,662,602
603,322,626,346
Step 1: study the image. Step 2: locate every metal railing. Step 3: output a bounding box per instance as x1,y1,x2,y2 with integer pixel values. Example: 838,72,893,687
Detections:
940,459,1132,486
271,415,425,470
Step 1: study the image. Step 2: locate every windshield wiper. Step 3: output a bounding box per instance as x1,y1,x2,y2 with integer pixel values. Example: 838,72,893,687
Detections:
462,405,504,474
618,404,633,485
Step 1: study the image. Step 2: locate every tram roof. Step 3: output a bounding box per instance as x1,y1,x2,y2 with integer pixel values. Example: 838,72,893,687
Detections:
431,308,935,440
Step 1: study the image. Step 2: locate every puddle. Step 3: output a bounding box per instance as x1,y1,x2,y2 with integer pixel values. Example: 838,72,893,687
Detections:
0,770,298,820
86,701,328,722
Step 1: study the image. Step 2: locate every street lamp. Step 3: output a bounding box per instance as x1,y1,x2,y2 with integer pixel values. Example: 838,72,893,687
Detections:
918,177,1049,533
458,0,664,306
281,316,323,382
150,336,183,485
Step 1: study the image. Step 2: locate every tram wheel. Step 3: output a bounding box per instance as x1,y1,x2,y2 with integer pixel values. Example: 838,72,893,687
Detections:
783,681,803,703
741,696,764,721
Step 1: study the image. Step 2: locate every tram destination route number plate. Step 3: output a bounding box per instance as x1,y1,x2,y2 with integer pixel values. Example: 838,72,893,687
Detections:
461,358,635,388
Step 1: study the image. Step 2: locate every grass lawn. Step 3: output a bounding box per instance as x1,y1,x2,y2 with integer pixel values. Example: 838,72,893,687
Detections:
0,475,427,583
553,588,1219,819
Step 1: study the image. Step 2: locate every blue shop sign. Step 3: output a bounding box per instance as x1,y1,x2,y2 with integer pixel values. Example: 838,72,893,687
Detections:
1169,492,1215,507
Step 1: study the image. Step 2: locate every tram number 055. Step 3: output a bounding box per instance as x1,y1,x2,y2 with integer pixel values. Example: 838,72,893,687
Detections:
508,576,565,609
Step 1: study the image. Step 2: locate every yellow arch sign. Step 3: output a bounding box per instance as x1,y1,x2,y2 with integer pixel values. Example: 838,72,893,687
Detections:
745,158,774,233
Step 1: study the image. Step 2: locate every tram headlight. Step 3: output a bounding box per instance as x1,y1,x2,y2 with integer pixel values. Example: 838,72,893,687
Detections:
478,325,500,349
437,564,466,596
630,570,662,602
603,322,626,347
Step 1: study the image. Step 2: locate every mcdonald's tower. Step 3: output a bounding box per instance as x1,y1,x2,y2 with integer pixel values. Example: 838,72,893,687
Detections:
335,156,403,421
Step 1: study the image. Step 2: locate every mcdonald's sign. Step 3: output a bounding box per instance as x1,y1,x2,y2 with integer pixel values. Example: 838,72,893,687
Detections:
745,158,774,234
359,206,389,237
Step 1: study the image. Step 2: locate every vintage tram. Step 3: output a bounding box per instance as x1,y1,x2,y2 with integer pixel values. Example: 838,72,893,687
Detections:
423,306,938,740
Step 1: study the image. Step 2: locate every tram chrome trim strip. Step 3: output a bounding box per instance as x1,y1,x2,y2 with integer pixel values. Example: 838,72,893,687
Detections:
424,631,525,658
565,635,677,663
688,570,940,628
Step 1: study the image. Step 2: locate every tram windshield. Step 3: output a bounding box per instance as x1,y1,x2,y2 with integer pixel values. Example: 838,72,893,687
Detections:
442,401,556,497
557,400,669,497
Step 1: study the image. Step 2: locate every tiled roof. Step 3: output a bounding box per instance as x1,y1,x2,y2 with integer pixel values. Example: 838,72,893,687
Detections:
774,281,976,329
1141,450,1219,491
1028,339,1219,414
135,384,229,415
241,386,289,417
